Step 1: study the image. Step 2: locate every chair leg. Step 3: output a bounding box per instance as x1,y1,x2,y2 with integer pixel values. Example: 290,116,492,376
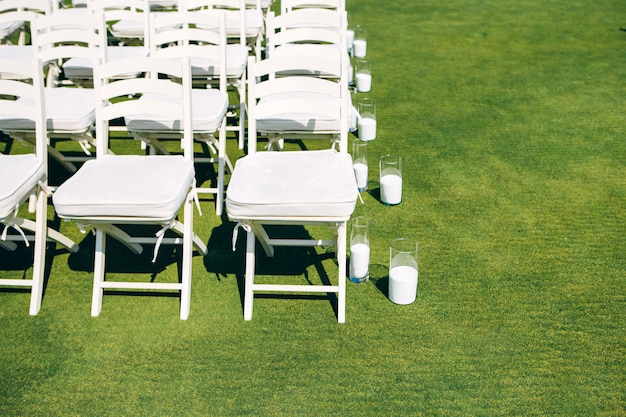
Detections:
237,81,246,150
336,221,347,323
250,223,274,257
179,199,193,320
91,229,106,317
243,228,256,321
29,190,48,316
215,125,226,215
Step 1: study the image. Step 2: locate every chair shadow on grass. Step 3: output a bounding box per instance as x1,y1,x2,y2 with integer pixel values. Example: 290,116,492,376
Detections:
66,225,183,299
368,263,390,298
0,214,76,303
203,214,342,317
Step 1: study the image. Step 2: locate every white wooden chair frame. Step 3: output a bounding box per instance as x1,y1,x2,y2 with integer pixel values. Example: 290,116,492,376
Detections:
0,57,78,315
147,9,230,215
53,56,207,320
227,49,355,323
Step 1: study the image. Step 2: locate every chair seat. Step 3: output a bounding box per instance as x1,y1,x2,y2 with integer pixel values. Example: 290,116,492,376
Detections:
256,91,341,133
63,46,149,78
0,154,45,219
110,12,171,38
189,44,248,78
0,20,22,40
52,155,194,221
110,19,145,39
0,45,33,79
0,88,95,133
226,149,358,219
247,0,272,7
126,88,228,133
224,9,264,37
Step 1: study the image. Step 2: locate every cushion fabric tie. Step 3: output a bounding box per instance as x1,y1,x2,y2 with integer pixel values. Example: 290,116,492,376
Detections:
1,204,29,247
231,221,252,251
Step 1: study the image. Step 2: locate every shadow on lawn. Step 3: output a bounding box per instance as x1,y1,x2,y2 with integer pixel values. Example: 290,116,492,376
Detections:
203,216,341,315
368,263,390,298
1,214,74,302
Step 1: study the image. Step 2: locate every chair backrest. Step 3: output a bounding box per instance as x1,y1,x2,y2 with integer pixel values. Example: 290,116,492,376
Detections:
150,9,227,91
88,0,150,46
271,7,345,30
93,56,193,158
149,0,180,11
32,10,107,85
0,0,52,45
0,57,46,163
266,8,346,56
281,0,345,13
247,52,349,153
182,0,247,47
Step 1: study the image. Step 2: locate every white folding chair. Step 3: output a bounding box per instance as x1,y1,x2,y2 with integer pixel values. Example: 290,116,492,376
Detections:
0,1,51,80
225,52,358,322
27,11,109,172
0,0,54,45
182,0,249,148
53,56,207,320
265,8,346,62
247,45,349,150
143,9,230,215
62,0,150,85
0,57,78,315
184,0,263,57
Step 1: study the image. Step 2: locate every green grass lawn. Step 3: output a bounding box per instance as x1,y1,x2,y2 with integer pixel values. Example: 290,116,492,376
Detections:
1,0,625,415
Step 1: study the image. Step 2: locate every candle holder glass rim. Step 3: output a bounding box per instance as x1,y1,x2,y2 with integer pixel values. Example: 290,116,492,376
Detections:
389,237,420,254
350,215,371,228
379,153,401,163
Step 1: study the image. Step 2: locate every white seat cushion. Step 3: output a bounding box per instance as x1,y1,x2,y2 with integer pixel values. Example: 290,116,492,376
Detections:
110,19,144,38
221,9,263,37
247,0,272,6
0,88,95,133
53,155,194,221
256,91,341,133
0,154,45,219
188,44,247,78
0,20,22,40
110,12,173,38
0,45,33,79
125,89,228,133
226,149,358,219
63,46,149,78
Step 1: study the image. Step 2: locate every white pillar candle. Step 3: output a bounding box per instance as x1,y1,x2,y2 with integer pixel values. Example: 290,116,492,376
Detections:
353,39,367,57
349,105,357,132
388,265,418,304
350,242,370,282
346,29,355,51
348,64,354,84
380,174,402,205
356,72,371,92
358,117,376,141
353,162,368,190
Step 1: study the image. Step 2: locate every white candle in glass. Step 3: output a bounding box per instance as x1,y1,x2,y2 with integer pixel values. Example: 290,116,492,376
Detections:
350,242,370,282
346,29,355,51
358,117,376,141
353,39,367,57
349,106,357,132
380,174,402,205
353,162,368,191
356,72,371,92
388,265,418,304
